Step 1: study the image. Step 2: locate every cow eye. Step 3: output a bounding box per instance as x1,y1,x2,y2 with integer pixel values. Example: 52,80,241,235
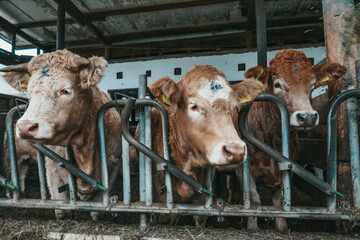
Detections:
274,82,281,88
60,89,71,95
190,104,199,112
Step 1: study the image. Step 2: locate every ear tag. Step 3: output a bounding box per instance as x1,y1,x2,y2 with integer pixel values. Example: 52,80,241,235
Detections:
162,95,172,106
255,78,263,85
319,75,330,83
239,95,252,104
20,82,28,89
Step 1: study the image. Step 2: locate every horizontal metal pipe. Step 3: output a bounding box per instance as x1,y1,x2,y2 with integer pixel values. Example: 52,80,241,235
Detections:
0,198,353,220
239,94,333,195
31,144,107,191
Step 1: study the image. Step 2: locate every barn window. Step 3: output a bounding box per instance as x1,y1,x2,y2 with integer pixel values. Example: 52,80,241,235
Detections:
174,68,181,75
116,72,123,79
238,63,246,71
146,70,151,77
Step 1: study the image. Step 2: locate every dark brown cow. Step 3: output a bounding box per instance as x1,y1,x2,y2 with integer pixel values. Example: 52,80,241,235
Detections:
1,49,122,221
239,49,346,231
148,65,263,227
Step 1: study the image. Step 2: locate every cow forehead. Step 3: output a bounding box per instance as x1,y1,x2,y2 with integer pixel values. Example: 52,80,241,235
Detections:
196,77,233,104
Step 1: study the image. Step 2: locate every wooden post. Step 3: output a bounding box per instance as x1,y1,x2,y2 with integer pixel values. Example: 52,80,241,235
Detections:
322,0,359,204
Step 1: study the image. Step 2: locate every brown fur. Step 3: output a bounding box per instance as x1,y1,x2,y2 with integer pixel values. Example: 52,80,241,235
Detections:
240,49,346,232
1,49,122,221
148,65,263,227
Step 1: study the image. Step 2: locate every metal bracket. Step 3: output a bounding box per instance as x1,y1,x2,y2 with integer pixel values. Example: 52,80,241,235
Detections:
279,162,292,171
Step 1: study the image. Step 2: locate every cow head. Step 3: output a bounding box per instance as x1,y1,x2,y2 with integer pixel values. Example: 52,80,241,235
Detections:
150,65,263,166
245,49,346,129
1,49,107,146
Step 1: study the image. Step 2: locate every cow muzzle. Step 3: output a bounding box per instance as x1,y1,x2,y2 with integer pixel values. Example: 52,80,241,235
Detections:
222,143,246,163
291,110,319,128
17,120,39,138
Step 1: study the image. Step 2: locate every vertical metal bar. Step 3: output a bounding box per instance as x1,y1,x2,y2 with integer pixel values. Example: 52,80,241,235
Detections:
145,105,152,206
36,150,47,201
122,118,131,205
348,59,360,208
255,0,267,67
11,34,16,57
242,150,250,209
205,166,213,209
56,1,65,50
65,146,77,204
5,107,20,201
138,74,147,228
281,109,291,212
97,103,110,206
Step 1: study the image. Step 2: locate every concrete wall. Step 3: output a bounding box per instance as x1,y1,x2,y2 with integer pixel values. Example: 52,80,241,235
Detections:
99,47,327,91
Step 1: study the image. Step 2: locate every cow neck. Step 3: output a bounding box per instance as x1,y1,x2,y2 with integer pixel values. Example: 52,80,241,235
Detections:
70,87,102,157
167,114,188,167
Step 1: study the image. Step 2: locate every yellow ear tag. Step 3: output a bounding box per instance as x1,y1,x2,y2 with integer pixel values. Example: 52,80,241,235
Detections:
239,95,252,104
256,78,263,85
162,95,172,106
319,75,330,83
21,82,28,89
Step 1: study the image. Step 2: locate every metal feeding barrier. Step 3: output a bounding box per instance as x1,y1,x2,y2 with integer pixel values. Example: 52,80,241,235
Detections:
1,74,360,228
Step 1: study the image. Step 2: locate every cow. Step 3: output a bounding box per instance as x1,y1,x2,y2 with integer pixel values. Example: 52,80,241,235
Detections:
0,49,122,221
3,132,37,198
233,49,346,232
148,64,264,228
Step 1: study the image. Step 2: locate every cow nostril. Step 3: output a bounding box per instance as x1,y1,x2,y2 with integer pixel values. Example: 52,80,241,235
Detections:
29,123,39,132
222,144,245,163
312,113,318,122
296,113,308,123
223,146,232,158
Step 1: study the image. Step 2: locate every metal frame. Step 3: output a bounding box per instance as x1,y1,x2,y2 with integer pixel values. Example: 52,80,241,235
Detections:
1,75,360,227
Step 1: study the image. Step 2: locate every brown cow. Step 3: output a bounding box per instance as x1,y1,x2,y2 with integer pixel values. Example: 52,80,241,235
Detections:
238,49,346,232
148,65,263,227
3,132,37,198
1,49,122,221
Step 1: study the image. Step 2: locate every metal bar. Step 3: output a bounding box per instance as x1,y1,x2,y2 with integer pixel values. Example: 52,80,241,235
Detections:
239,94,334,195
138,74,147,228
351,60,360,208
242,151,250,209
145,105,152,207
65,146,76,204
5,105,23,201
120,98,212,195
0,198,354,220
327,89,360,212
31,144,107,192
122,123,131,205
56,1,65,50
255,0,267,67
11,34,16,56
0,174,15,190
205,166,213,209
36,150,47,201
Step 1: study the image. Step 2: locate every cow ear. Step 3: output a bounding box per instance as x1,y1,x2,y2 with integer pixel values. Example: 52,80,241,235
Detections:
244,66,269,85
313,62,347,87
0,63,30,92
79,57,108,88
232,79,264,106
149,76,181,111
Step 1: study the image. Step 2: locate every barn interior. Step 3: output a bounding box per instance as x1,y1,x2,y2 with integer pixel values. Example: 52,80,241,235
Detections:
0,0,359,237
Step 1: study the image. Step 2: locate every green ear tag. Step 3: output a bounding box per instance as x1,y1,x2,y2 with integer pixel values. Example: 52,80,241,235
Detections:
162,95,172,106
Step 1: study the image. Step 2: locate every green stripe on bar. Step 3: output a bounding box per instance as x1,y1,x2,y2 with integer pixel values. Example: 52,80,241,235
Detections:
5,182,15,190
97,183,108,192
202,188,213,196
332,189,344,197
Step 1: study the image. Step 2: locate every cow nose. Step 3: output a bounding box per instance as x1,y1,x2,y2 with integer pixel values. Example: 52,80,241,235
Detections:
296,112,318,126
222,143,246,163
17,121,39,138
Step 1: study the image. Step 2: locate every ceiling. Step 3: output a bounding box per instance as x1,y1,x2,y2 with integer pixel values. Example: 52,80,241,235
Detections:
0,0,328,65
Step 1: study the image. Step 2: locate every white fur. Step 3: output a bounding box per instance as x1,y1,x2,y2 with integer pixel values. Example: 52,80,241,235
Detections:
207,141,247,165
197,77,232,105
